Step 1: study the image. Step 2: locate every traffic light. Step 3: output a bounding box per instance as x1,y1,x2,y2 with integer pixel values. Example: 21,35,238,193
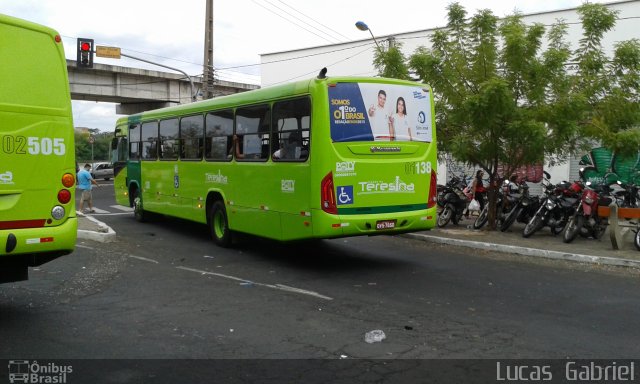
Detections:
77,38,94,68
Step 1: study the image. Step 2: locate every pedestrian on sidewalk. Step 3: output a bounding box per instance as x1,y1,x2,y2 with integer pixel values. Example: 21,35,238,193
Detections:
77,163,99,213
471,169,486,211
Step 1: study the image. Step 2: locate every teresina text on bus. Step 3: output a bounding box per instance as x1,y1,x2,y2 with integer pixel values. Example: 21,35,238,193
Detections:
206,170,228,184
358,176,414,194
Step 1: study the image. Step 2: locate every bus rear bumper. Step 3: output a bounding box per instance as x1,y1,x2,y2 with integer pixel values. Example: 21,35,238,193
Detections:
311,208,437,238
1,217,77,269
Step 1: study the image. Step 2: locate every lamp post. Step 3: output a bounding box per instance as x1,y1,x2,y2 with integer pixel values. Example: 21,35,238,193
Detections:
355,21,382,52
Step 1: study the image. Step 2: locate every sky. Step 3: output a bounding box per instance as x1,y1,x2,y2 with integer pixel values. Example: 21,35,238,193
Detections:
3,0,611,131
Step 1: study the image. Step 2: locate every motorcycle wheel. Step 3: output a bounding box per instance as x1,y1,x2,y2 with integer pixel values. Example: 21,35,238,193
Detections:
452,207,462,225
562,214,584,243
592,221,607,240
500,206,522,232
550,216,568,236
634,229,640,251
523,213,543,238
473,205,489,229
437,205,453,227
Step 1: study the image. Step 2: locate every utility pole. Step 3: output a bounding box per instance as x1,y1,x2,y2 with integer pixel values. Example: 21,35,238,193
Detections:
202,0,215,99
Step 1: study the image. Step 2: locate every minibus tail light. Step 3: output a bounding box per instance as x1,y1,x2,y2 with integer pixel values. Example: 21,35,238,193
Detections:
427,170,437,209
62,173,75,188
321,172,338,214
57,189,71,204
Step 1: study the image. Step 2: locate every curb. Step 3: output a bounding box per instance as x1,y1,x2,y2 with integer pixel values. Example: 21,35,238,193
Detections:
77,213,116,243
404,233,640,269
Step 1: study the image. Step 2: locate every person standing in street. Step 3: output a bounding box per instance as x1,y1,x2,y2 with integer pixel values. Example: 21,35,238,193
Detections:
77,163,99,213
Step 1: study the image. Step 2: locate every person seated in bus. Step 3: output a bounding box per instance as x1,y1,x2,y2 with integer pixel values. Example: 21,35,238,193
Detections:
273,131,307,160
230,134,244,159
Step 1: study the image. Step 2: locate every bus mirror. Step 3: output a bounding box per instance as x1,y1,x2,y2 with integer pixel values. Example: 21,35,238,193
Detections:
111,137,118,150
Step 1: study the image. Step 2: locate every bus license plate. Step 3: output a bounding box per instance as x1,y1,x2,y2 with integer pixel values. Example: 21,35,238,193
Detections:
376,220,396,230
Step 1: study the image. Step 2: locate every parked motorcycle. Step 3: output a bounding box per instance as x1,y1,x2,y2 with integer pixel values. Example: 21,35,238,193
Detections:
472,181,510,230
500,180,539,232
563,182,613,243
522,176,583,238
612,179,640,250
437,176,470,227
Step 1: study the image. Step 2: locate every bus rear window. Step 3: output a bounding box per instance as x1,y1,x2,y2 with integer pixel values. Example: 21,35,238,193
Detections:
329,82,433,143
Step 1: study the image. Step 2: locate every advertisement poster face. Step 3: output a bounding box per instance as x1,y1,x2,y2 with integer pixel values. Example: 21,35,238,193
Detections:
329,82,433,143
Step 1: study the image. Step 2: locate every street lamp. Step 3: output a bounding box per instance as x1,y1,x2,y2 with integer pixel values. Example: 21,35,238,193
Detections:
355,21,382,52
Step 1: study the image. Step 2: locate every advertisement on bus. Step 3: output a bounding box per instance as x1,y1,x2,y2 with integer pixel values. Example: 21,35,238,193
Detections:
329,82,433,143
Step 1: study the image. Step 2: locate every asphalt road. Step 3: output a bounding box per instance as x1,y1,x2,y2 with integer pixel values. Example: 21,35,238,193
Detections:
2,182,639,381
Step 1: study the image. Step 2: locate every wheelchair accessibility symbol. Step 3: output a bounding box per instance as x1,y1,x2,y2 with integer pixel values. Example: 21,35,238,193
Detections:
337,186,353,205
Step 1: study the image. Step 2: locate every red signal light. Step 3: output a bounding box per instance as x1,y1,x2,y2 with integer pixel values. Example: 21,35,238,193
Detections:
77,38,94,68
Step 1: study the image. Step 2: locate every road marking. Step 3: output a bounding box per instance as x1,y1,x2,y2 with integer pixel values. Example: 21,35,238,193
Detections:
76,244,94,250
85,207,110,214
176,266,333,301
129,255,160,264
111,205,134,212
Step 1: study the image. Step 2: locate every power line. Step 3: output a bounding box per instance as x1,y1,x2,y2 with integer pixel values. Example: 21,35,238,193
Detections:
275,0,351,41
218,40,376,70
260,0,344,43
250,0,339,44
265,44,374,86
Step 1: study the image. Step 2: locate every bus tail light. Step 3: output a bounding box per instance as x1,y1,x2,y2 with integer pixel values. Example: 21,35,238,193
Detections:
62,173,75,188
57,189,71,204
321,172,338,214
427,170,437,209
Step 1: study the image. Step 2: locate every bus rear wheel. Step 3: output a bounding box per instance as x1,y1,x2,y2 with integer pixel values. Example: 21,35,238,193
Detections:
209,201,232,247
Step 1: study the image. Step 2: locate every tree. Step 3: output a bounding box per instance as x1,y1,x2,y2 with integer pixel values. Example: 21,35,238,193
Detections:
574,4,640,157
373,39,410,80
374,2,640,229
75,130,112,163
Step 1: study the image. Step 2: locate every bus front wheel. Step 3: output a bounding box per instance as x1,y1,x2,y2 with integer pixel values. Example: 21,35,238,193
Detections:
132,189,147,223
209,201,232,247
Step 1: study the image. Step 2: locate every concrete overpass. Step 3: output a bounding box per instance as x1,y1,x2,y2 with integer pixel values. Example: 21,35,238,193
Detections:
67,60,260,115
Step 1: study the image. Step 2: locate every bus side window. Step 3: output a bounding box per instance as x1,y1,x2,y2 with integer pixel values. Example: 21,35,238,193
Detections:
180,115,204,160
272,97,311,162
235,104,270,161
205,109,234,161
159,118,179,160
141,121,158,160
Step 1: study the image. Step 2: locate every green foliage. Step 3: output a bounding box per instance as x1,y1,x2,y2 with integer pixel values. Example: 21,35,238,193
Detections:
373,40,410,80
574,4,640,157
75,130,113,163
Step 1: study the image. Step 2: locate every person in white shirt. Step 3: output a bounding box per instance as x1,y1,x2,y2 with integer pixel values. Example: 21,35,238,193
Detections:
390,96,411,141
367,89,394,141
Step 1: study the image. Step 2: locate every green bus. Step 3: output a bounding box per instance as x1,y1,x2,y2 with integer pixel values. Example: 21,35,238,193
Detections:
0,14,77,283
112,75,437,246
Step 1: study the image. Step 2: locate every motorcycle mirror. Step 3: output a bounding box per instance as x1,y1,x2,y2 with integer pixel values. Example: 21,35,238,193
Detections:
544,171,551,179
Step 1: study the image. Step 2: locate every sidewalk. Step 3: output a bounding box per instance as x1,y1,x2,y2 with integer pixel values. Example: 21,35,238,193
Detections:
406,219,640,269
76,212,116,243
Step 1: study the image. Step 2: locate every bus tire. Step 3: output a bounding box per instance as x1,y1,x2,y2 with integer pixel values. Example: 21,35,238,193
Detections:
209,200,232,247
132,188,147,223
